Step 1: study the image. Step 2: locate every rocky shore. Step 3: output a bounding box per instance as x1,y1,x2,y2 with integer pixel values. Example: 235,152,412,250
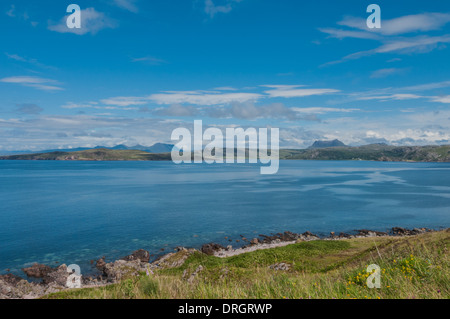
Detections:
0,226,437,299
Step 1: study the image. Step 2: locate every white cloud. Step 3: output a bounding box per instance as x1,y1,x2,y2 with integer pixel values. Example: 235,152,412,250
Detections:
339,13,450,36
100,96,148,107
131,56,167,65
370,68,408,79
357,94,423,101
431,95,450,104
5,53,56,70
0,76,63,91
263,85,339,98
48,8,116,35
321,12,450,66
113,0,139,13
6,5,15,17
291,107,360,114
204,0,243,18
149,91,262,105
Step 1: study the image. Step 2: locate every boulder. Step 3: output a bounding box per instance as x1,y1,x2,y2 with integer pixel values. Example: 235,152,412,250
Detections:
96,258,107,271
201,243,225,256
121,249,150,263
42,264,71,286
102,260,147,283
22,263,53,279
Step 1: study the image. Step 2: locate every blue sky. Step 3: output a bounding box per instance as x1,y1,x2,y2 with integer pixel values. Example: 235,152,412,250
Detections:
1,0,450,151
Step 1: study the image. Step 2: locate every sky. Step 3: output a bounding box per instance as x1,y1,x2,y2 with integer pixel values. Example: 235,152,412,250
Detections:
1,0,450,151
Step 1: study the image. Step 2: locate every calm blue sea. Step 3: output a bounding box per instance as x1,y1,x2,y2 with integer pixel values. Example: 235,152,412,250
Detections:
0,160,449,276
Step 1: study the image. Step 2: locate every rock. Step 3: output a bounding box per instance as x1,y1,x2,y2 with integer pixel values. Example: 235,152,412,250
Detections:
226,245,233,251
269,263,291,271
302,231,320,240
187,265,204,283
102,259,146,283
391,227,430,236
96,258,107,271
0,273,64,299
201,243,225,256
121,249,150,263
357,229,388,237
42,264,71,286
250,238,259,245
0,274,23,286
22,263,53,279
152,249,197,269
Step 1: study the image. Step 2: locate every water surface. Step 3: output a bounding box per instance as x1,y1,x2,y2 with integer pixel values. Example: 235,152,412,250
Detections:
0,160,449,275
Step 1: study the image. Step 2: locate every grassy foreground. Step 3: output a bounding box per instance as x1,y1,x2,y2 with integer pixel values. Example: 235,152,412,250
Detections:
44,229,449,299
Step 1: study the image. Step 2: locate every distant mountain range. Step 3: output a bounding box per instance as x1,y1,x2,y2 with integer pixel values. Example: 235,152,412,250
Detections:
1,143,449,162
0,143,175,156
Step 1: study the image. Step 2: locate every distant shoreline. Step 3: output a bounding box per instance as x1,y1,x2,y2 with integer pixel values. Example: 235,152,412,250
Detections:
1,143,449,162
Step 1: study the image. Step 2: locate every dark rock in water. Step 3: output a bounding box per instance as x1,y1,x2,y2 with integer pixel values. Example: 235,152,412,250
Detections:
22,263,53,279
96,258,107,271
302,231,319,239
338,232,352,239
121,249,150,263
391,227,429,236
357,229,388,237
201,243,225,256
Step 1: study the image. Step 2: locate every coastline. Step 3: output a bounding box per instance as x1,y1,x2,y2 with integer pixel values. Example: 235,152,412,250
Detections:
0,226,444,299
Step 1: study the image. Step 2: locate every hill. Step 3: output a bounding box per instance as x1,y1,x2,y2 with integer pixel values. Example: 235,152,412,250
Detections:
0,149,171,161
1,144,449,162
280,144,450,162
308,139,347,149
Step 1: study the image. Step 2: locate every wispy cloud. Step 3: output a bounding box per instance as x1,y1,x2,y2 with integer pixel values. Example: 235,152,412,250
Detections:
5,53,56,70
113,0,139,13
0,76,63,91
262,85,340,98
321,12,450,66
431,95,450,104
149,90,262,105
131,56,167,65
6,5,15,17
357,94,424,101
100,96,148,107
5,4,38,26
48,8,116,35
204,0,243,18
370,67,409,78
338,13,450,36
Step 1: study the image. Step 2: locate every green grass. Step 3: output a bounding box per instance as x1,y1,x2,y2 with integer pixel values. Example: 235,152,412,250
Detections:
44,229,449,299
